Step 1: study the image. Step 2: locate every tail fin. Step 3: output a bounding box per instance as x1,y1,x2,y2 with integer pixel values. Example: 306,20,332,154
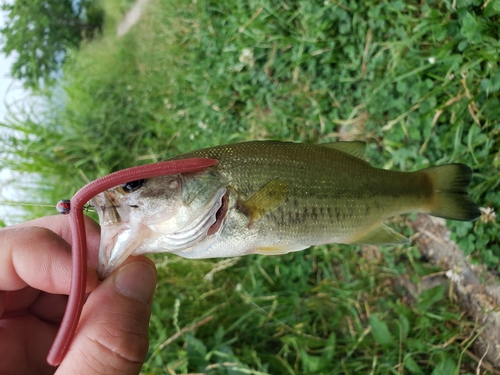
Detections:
424,164,480,221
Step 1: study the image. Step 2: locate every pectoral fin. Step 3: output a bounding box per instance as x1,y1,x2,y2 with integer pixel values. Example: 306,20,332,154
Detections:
239,179,289,227
348,223,410,245
253,243,310,255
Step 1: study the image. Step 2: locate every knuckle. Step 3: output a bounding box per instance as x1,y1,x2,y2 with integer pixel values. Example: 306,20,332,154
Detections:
89,312,150,364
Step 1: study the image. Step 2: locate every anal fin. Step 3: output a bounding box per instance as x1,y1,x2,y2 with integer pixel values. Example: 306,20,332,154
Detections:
348,223,410,245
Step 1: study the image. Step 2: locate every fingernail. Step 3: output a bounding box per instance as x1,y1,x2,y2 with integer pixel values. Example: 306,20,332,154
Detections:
114,262,156,304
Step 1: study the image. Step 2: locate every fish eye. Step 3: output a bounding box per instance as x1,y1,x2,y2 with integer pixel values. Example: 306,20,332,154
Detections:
121,179,146,193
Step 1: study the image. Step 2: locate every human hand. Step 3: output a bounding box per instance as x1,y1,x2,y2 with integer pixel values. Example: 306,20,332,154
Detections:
0,215,157,375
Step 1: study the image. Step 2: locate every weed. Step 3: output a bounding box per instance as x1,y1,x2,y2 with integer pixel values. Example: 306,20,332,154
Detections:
1,0,499,373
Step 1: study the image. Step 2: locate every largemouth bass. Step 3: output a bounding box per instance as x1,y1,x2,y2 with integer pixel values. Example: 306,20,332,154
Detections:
92,141,480,278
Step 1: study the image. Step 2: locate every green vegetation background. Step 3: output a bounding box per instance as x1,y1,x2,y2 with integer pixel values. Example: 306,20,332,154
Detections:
1,0,499,373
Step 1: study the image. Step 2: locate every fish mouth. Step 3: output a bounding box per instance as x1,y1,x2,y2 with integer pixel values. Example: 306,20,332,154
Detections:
97,222,151,279
93,186,229,279
91,191,151,279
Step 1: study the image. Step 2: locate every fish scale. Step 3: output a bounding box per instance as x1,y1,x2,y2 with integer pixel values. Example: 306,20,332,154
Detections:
179,141,429,239
93,141,481,277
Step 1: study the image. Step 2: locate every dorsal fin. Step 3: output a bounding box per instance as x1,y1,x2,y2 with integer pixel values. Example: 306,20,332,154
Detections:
320,141,366,160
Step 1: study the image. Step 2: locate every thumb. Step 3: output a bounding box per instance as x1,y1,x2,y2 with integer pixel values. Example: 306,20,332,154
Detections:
56,257,156,375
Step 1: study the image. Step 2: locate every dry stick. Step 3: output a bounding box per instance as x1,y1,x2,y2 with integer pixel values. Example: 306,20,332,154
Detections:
46,158,218,366
410,214,500,370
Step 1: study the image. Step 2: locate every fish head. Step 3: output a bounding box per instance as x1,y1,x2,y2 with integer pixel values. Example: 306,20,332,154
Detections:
92,169,228,278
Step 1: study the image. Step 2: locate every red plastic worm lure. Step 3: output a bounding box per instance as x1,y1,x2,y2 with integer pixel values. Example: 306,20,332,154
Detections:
47,157,218,366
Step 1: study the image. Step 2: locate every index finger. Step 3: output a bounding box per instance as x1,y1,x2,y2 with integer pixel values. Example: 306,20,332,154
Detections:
0,216,100,293
12,215,101,265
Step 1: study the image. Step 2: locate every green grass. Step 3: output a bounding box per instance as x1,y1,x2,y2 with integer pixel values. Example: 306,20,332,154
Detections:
1,0,499,373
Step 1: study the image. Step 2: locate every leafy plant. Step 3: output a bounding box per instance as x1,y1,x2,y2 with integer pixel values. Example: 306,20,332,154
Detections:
1,0,499,373
0,0,104,89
